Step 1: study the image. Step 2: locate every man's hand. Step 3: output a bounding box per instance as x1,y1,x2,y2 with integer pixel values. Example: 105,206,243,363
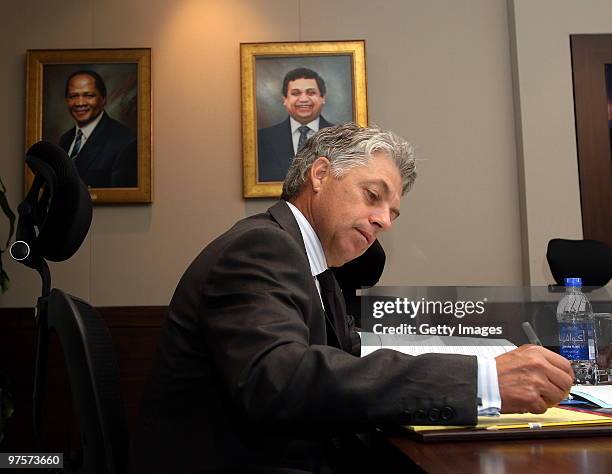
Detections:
495,345,574,414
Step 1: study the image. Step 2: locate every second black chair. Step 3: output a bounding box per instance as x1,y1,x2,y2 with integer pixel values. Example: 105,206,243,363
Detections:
546,238,612,288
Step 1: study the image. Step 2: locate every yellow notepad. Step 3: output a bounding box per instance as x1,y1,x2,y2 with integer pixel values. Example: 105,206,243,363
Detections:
407,407,612,432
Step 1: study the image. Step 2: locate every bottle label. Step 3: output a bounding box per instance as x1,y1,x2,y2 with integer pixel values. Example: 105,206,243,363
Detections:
589,338,596,360
559,322,594,361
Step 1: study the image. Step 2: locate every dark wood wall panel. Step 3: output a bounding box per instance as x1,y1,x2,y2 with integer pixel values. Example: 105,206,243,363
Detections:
570,35,612,246
0,306,167,454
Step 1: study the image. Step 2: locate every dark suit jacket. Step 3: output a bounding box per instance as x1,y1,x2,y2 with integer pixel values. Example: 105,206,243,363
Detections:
257,116,334,182
131,201,477,473
59,112,137,188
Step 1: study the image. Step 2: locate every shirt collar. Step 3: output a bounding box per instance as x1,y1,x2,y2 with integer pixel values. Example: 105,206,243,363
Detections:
285,200,327,276
75,110,104,140
289,116,321,134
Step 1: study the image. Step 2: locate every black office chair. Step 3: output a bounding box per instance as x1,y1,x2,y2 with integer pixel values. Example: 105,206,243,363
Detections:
333,239,386,325
546,238,612,289
10,141,128,473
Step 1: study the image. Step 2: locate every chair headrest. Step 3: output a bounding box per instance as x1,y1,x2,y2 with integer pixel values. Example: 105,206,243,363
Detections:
14,141,92,266
546,238,612,287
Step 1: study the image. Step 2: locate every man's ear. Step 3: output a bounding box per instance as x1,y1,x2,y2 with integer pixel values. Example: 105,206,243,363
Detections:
310,157,330,192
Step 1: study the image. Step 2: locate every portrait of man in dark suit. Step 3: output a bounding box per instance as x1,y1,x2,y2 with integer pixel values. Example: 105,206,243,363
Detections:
58,70,137,188
243,46,360,197
258,68,334,182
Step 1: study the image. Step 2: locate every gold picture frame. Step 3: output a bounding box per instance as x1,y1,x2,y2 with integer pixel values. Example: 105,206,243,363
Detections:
241,40,368,198
25,48,152,203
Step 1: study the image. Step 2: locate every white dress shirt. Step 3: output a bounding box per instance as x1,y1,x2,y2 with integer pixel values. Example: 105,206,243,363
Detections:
285,200,501,416
67,111,105,157
289,117,320,155
286,201,327,304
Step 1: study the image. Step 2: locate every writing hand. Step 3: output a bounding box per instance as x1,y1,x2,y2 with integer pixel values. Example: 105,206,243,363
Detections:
496,345,574,414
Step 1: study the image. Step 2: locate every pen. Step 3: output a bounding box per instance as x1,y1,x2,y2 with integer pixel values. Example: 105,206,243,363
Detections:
522,322,542,346
486,419,612,430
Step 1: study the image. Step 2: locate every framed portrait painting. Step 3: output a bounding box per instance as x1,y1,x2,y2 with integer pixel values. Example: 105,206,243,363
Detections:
570,35,612,246
25,48,152,203
241,40,368,198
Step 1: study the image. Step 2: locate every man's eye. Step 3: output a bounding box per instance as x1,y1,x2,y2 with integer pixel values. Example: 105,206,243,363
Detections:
366,189,378,201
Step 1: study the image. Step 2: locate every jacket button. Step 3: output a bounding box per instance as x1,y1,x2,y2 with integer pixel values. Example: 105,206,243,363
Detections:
414,409,426,420
428,408,441,422
441,406,455,421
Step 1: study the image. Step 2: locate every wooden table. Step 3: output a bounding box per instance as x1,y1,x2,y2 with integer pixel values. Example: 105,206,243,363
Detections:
375,433,612,473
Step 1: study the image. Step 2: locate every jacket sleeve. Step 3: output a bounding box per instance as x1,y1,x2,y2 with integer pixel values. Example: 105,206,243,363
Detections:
199,226,479,432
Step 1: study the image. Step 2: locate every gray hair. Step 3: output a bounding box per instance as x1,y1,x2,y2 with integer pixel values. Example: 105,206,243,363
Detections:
281,122,417,200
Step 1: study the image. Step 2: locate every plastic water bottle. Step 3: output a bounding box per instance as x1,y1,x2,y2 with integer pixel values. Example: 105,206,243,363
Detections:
557,277,597,384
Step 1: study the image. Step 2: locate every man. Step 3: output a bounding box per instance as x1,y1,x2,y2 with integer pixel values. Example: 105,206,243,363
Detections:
257,67,334,182
132,124,573,473
58,70,137,188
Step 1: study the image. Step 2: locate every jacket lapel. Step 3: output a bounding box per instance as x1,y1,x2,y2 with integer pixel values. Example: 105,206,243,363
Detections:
74,113,109,175
319,115,333,129
267,200,305,249
59,129,75,153
274,117,295,159
267,201,345,350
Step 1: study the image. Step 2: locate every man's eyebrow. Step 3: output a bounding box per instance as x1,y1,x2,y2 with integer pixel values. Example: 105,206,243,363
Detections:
362,179,389,193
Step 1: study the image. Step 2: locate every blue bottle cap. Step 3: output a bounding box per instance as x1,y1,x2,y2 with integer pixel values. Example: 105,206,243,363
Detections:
564,277,582,287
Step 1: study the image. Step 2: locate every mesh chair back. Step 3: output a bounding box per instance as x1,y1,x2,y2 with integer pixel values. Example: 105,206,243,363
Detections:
47,289,128,474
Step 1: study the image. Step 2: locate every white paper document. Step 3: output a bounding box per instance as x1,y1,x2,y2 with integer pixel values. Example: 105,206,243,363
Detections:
570,385,612,408
359,332,517,358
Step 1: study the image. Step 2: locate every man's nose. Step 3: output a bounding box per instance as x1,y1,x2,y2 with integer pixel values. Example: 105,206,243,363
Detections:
370,208,393,231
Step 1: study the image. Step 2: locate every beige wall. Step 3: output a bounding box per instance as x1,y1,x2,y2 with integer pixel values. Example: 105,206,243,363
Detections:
0,0,578,307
